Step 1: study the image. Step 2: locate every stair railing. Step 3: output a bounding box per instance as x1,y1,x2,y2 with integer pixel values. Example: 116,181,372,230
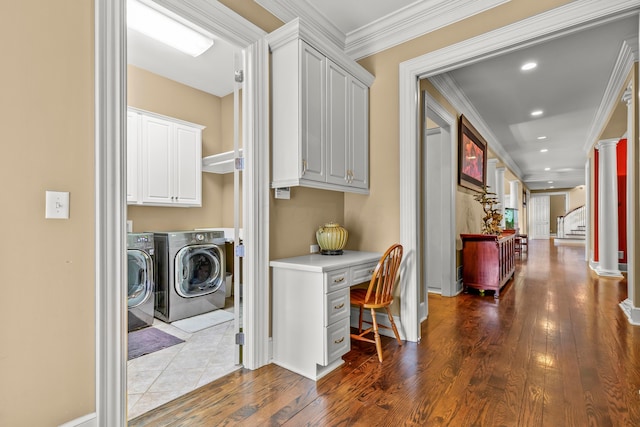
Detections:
557,205,585,239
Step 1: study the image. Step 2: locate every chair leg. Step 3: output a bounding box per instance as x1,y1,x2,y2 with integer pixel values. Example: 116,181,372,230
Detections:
358,306,363,333
386,307,402,345
371,308,383,363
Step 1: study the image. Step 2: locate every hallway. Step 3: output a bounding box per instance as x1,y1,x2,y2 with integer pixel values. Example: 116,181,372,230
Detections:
129,240,640,426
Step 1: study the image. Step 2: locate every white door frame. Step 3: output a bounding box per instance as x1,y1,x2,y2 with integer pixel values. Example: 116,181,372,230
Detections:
399,0,639,342
422,92,456,310
94,1,269,425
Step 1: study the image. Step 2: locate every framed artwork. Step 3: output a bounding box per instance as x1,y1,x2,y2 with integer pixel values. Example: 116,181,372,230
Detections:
458,115,487,192
522,189,527,207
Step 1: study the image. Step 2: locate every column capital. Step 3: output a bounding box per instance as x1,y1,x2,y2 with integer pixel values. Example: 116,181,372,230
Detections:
496,166,506,173
622,87,633,106
487,158,499,166
595,138,619,150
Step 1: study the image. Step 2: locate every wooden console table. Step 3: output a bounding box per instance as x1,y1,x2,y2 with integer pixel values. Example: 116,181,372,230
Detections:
460,233,515,299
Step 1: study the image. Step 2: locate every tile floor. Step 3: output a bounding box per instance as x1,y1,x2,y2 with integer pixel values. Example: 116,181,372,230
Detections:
127,303,240,420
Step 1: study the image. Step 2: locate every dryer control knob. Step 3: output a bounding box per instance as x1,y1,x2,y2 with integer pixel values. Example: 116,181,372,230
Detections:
195,233,204,241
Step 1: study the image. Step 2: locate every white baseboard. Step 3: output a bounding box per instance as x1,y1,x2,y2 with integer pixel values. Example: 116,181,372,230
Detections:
59,413,96,427
620,298,640,326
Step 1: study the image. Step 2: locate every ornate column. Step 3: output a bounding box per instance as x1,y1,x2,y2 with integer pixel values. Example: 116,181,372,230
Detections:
509,180,520,209
486,158,498,195
495,167,505,228
595,138,622,277
620,87,640,324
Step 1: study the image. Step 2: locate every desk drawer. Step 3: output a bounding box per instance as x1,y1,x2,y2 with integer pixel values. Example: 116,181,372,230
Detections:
325,268,349,292
325,288,349,326
324,317,350,364
352,261,378,285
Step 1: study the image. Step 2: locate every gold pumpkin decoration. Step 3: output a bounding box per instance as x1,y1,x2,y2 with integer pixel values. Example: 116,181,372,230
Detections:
316,222,348,255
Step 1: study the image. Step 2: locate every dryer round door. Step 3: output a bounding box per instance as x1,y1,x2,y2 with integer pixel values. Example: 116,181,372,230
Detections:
127,249,153,308
174,244,224,298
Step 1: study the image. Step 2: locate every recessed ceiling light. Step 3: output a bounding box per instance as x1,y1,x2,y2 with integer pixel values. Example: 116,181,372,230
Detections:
550,186,555,189
544,167,551,171
531,110,544,117
537,136,547,140
548,181,554,184
540,148,548,153
521,62,537,71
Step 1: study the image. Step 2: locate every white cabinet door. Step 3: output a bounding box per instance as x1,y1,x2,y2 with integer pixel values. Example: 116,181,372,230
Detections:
326,60,349,186
173,123,202,206
142,115,173,205
126,110,141,203
349,77,369,190
300,41,325,183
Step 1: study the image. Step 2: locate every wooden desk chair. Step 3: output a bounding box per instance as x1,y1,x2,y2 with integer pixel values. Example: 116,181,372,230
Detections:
350,243,403,362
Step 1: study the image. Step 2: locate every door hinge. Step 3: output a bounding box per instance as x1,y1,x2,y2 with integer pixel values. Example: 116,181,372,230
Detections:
235,157,245,171
235,244,245,258
235,332,245,345
235,70,244,83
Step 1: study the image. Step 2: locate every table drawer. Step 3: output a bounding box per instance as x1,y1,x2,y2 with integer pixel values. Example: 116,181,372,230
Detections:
352,261,378,285
325,288,350,326
325,268,349,292
323,317,350,364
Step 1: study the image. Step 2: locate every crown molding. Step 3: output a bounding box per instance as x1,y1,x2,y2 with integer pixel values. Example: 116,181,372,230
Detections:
429,73,524,181
582,37,638,154
256,0,509,60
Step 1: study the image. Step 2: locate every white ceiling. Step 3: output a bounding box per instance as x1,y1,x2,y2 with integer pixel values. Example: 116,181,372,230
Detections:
128,0,638,190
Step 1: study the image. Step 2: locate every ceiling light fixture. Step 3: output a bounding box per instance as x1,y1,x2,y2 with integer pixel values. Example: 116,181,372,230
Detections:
127,0,214,57
521,61,537,71
540,148,548,153
544,167,550,171
537,136,547,140
548,181,554,184
531,110,544,117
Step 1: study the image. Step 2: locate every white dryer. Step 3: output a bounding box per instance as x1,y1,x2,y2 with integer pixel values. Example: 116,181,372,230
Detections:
153,231,226,322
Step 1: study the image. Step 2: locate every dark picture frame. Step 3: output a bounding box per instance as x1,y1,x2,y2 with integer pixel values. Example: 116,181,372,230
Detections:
458,115,487,192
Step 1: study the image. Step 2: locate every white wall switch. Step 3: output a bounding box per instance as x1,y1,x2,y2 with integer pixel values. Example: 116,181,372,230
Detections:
45,191,70,219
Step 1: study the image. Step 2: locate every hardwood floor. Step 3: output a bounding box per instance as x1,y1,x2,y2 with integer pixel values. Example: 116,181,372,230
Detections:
129,240,640,426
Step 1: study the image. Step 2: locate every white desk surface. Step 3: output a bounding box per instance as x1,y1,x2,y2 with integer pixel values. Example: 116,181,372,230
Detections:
270,250,381,273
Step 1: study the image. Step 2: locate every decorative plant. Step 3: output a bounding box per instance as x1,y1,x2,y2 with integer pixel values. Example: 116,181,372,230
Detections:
473,185,503,235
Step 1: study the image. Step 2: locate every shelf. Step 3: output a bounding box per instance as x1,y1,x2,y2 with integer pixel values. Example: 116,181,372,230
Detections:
202,149,243,174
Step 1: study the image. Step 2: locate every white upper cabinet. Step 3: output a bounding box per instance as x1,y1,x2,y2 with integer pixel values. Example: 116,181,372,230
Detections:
127,109,141,204
127,107,204,207
268,19,374,194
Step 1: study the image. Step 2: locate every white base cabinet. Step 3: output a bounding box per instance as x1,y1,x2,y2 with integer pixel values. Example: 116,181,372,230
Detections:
270,251,380,380
127,107,204,207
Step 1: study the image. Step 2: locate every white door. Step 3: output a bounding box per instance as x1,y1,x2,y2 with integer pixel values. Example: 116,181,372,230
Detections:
530,195,550,239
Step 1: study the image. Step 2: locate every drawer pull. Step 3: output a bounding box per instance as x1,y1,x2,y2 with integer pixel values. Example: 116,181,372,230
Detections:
333,277,345,283
334,337,345,344
334,303,345,310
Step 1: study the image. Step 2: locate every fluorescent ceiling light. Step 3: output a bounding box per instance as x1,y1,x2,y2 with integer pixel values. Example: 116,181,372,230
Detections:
531,110,543,116
521,62,537,71
127,0,214,57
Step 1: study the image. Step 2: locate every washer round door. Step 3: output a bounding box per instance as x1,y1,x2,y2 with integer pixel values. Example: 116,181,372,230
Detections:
127,249,153,308
174,244,224,298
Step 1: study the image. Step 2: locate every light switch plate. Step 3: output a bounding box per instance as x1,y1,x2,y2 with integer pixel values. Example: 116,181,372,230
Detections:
45,191,70,219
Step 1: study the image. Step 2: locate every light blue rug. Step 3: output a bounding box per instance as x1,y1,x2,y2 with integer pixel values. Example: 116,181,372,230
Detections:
171,309,234,333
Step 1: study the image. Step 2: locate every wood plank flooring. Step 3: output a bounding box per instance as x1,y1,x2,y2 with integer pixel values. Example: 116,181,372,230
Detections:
129,240,640,426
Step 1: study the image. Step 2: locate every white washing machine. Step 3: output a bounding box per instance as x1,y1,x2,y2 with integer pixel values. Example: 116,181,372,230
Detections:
153,231,226,322
127,233,155,331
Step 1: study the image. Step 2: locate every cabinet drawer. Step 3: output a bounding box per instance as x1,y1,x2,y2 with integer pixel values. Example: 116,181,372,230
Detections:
324,317,350,365
352,261,378,285
325,288,350,326
325,268,349,292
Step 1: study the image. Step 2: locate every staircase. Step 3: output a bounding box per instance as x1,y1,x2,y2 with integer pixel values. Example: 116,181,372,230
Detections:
556,206,586,246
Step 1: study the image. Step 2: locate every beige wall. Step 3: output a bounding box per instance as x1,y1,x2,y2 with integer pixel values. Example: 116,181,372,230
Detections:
0,2,95,426
127,65,235,232
3,0,604,424
549,194,566,234
568,186,586,211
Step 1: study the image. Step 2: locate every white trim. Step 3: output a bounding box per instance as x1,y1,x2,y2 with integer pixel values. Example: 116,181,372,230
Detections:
400,0,640,345
95,1,127,425
59,413,97,427
583,38,638,154
95,1,268,424
255,0,510,60
620,298,640,325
